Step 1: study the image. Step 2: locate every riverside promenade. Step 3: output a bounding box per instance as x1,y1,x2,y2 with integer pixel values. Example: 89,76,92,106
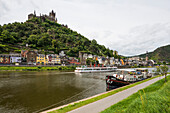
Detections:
67,76,165,113
42,75,165,113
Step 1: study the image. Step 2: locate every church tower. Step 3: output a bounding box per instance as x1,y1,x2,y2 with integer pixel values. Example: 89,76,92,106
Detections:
146,51,148,61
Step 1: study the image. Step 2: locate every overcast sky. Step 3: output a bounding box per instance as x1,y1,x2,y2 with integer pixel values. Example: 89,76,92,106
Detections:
0,0,170,56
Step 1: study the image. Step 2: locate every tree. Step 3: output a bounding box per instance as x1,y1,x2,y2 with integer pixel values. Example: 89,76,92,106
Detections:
163,61,166,65
91,39,97,45
156,65,169,82
86,58,96,65
0,30,16,44
157,61,161,66
52,39,57,48
27,35,38,45
37,33,51,48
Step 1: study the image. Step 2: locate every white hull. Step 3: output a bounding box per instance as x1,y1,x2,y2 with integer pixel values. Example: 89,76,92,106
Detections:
75,67,117,73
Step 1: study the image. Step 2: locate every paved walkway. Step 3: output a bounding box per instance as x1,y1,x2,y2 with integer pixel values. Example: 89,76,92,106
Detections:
68,76,164,113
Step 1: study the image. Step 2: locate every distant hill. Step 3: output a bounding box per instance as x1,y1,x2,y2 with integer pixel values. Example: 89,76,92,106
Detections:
0,16,114,57
138,45,170,62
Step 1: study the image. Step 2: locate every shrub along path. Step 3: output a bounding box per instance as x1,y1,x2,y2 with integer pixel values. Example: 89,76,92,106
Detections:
67,75,166,113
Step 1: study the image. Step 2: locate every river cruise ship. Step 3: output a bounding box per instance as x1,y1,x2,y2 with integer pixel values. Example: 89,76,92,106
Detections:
75,66,117,73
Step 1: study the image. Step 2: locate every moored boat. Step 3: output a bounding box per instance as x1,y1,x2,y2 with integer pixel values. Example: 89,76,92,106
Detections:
75,66,117,73
106,68,151,90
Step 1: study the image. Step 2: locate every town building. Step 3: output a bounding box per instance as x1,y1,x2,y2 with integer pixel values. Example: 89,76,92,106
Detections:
21,50,38,65
69,57,80,65
47,54,61,65
26,51,37,65
97,56,103,64
36,54,48,65
109,57,115,65
114,59,121,66
60,56,69,65
88,54,93,59
59,51,66,57
0,54,10,64
10,53,21,64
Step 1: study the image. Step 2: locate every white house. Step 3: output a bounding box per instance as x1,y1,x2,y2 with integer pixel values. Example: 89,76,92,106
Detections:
97,56,103,64
88,54,93,58
10,57,21,63
59,51,66,57
110,57,114,65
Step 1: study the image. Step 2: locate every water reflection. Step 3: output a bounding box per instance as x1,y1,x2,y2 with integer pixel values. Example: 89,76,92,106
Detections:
0,71,110,113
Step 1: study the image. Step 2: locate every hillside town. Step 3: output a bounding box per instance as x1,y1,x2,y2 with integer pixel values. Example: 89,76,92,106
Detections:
0,50,155,67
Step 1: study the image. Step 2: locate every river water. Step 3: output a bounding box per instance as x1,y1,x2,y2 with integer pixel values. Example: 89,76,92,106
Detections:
0,67,161,113
0,71,114,113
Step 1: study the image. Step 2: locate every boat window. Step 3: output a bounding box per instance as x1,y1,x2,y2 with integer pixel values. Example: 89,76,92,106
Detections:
84,69,92,70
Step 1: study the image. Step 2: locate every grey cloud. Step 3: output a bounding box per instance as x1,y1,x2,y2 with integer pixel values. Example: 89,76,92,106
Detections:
0,0,170,56
0,0,10,17
111,23,170,56
30,0,39,9
62,0,109,4
86,22,170,56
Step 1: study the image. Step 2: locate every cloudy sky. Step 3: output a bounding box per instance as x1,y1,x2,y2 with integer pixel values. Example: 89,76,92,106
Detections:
0,0,170,56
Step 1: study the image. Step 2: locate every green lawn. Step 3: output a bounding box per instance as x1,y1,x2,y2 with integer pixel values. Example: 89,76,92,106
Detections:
101,75,170,113
0,66,76,71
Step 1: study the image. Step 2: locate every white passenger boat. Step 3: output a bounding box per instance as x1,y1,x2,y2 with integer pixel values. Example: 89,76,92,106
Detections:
75,66,117,73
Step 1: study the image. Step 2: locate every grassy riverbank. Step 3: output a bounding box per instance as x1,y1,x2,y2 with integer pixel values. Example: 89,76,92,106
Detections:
48,75,163,113
0,66,76,71
101,75,170,113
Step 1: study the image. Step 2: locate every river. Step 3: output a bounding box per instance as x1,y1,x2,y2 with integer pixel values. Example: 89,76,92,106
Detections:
0,67,162,113
0,71,113,113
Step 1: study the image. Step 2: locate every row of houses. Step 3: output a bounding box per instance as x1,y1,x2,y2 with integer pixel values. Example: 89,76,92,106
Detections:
79,52,155,66
0,50,155,66
0,50,80,65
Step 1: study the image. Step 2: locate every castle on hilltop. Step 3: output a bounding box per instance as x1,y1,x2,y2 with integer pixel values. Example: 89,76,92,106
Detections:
28,10,57,22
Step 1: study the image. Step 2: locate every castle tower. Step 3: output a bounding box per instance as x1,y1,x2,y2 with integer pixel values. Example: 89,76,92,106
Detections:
49,10,56,20
34,10,36,16
28,10,36,20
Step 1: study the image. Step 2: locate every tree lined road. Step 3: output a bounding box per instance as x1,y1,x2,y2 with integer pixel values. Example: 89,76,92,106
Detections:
68,76,165,113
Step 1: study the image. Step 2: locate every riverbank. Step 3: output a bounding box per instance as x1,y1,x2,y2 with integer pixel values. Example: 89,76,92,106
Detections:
44,75,163,113
101,75,170,113
0,66,76,71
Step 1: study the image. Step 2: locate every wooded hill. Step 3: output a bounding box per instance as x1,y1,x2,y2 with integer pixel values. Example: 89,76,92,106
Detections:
138,44,170,62
0,17,114,57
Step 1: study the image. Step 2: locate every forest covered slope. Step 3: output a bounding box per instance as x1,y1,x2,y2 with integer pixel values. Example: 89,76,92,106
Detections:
138,44,170,62
0,17,114,57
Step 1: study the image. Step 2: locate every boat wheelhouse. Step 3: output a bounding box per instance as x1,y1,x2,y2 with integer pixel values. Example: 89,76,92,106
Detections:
75,66,117,73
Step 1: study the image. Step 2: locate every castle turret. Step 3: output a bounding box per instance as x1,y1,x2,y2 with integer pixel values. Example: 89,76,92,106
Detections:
28,10,36,20
49,10,56,20
34,10,36,16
